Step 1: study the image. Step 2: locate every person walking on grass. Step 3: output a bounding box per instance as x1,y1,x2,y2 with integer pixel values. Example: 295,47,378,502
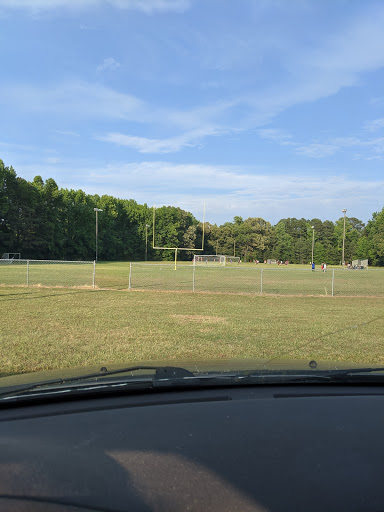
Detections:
312,262,315,272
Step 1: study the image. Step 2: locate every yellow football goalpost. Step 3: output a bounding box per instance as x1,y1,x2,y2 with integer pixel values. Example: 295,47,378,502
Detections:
152,203,205,270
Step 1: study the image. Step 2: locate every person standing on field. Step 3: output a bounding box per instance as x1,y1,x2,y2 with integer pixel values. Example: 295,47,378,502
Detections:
312,262,315,271
323,263,327,272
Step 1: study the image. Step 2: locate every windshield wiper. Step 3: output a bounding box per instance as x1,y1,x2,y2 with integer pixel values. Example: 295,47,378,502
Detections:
2,365,384,403
0,365,195,399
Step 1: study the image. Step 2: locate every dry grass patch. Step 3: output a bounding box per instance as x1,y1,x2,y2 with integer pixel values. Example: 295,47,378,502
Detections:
170,314,227,324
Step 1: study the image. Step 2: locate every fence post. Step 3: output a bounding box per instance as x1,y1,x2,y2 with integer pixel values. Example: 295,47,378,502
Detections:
332,269,335,297
260,268,263,295
192,265,195,292
129,262,132,290
27,260,29,287
93,260,96,289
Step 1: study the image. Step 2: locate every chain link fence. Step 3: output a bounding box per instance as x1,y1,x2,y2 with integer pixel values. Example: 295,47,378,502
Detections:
1,260,383,296
127,263,384,297
0,259,95,288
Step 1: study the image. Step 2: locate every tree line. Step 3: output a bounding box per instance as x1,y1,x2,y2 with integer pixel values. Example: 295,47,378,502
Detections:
1,159,383,265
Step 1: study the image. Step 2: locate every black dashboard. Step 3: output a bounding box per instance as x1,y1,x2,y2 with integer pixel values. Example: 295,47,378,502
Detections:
1,384,384,511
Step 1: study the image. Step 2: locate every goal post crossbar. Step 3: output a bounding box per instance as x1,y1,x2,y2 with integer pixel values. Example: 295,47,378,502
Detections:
152,203,206,269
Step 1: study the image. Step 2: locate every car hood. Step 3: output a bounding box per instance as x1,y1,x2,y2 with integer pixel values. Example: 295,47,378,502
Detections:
0,357,381,389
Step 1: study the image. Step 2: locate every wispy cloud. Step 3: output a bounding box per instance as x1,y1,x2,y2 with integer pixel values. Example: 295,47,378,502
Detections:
0,81,147,121
364,118,384,132
370,96,384,106
0,81,233,134
12,159,384,224
0,140,37,152
97,57,121,72
45,156,61,164
0,0,190,14
257,129,294,145
294,144,339,158
256,128,384,160
52,130,80,137
96,127,223,153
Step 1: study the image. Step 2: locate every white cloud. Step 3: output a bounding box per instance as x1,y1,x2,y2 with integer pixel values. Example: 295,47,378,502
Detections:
0,0,190,14
96,127,223,153
46,157,61,164
294,144,339,158
0,81,234,135
256,129,384,160
257,129,294,145
0,81,147,121
364,118,384,132
370,96,384,106
97,57,121,72
53,130,80,137
11,159,384,225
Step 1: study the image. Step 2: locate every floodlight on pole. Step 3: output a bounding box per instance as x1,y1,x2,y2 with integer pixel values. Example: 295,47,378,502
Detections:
342,208,347,266
311,226,315,265
145,224,150,261
94,208,103,262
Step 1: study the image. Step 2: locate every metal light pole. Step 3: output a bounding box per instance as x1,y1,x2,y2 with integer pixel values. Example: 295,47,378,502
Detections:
216,241,218,256
94,208,103,262
145,224,150,261
233,240,236,257
311,226,315,264
342,208,347,266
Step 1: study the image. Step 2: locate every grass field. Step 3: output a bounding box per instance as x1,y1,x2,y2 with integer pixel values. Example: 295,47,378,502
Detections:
1,279,384,376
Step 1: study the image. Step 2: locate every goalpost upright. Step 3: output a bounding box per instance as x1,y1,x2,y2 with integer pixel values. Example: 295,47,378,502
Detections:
152,203,206,270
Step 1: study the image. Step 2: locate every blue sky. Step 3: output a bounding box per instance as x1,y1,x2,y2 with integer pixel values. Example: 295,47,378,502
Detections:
1,0,384,225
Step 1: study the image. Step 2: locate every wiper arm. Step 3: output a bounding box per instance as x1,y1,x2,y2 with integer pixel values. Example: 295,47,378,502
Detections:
325,367,384,381
0,365,195,399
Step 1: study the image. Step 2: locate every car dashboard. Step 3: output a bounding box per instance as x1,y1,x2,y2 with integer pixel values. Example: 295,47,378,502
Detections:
1,383,384,511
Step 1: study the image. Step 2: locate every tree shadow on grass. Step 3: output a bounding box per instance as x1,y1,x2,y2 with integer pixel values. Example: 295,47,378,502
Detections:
0,289,110,302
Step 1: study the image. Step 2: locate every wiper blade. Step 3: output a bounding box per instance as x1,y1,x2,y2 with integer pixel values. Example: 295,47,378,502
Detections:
0,365,195,399
2,365,384,403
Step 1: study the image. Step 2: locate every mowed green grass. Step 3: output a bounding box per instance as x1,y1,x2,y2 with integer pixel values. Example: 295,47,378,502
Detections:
0,261,94,287
1,285,384,376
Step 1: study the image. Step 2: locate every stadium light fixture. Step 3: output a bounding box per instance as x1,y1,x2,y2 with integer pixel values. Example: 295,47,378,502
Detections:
311,226,315,265
342,209,347,266
94,208,103,262
145,224,150,261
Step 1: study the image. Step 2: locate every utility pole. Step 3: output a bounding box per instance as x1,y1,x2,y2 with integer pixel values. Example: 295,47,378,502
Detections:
145,224,150,261
311,226,315,264
342,209,347,266
94,208,103,262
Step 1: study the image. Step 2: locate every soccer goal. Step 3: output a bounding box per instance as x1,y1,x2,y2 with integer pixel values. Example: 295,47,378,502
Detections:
193,255,240,266
225,256,240,265
1,253,21,262
193,255,225,266
352,258,368,269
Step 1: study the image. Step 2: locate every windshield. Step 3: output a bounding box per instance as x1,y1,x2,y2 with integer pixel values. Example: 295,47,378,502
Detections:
1,0,384,388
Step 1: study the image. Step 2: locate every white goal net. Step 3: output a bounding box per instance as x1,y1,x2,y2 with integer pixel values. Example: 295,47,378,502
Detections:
193,255,240,266
352,259,368,269
193,255,225,266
